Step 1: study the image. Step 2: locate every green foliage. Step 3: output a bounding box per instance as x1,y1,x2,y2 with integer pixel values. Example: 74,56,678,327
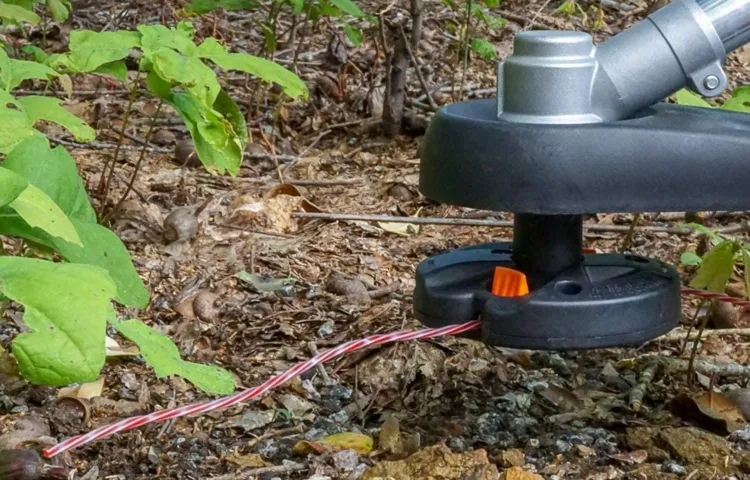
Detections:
675,87,750,113
0,257,116,385
43,22,306,175
112,318,236,394
471,38,496,60
2,0,71,23
186,0,258,14
0,17,236,394
681,223,750,297
0,1,39,24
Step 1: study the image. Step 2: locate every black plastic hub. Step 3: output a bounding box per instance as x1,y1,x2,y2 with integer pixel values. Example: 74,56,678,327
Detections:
413,241,681,350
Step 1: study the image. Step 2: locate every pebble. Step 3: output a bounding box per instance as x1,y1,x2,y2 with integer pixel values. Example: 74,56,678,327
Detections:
332,449,359,472
280,394,315,417
549,354,572,377
330,385,353,400
301,379,322,401
663,461,687,474
317,321,335,337
323,398,343,413
522,379,549,392
447,436,468,451
257,439,280,458
330,410,350,424
730,426,750,443
303,428,328,441
555,440,572,453
347,464,368,480
475,412,505,444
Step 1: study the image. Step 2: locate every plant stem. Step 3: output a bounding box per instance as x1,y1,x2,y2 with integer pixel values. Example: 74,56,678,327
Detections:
680,299,707,356
620,213,641,252
102,100,164,224
96,71,141,219
459,0,473,102
687,300,715,386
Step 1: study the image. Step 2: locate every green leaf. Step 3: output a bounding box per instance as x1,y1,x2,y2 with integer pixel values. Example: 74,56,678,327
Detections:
743,249,750,301
0,216,149,308
17,96,96,142
329,0,365,17
290,0,304,15
214,88,248,150
111,318,235,394
93,60,128,83
6,180,82,246
483,0,500,7
64,30,142,72
185,0,257,14
470,37,496,60
0,58,59,91
3,135,96,223
690,240,737,293
0,166,28,207
200,50,308,99
169,92,243,175
343,25,363,46
682,222,725,245
46,0,71,21
0,257,116,386
22,45,49,63
0,106,36,152
680,251,702,267
147,47,221,107
674,89,713,109
138,23,197,57
721,86,750,113
0,2,39,24
145,70,173,100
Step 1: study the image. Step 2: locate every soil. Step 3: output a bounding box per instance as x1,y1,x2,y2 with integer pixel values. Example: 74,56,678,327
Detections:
4,0,750,479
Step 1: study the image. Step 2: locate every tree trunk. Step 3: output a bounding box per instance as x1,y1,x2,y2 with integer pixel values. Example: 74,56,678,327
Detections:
382,28,408,137
410,0,423,50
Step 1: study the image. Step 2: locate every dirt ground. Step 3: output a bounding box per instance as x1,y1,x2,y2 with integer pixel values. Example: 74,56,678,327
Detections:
5,0,750,478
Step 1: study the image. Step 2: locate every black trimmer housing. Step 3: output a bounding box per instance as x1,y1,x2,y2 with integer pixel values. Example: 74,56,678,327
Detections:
414,0,750,349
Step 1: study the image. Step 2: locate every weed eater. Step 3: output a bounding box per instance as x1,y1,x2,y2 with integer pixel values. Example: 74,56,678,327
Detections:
414,0,750,349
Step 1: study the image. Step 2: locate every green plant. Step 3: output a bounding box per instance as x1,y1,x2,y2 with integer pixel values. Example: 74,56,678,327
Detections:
680,224,750,296
675,87,750,113
0,18,308,394
441,0,504,61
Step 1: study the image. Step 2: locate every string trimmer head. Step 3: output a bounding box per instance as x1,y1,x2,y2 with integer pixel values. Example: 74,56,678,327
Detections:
414,0,750,349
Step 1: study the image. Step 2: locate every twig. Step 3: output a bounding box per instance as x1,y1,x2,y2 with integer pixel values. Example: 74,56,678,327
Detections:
620,213,641,252
629,362,659,411
688,301,715,385
398,25,437,111
369,281,402,299
290,212,701,235
247,424,304,448
49,137,171,154
661,325,750,342
655,356,750,378
307,341,332,384
458,0,473,102
498,9,556,29
289,178,362,186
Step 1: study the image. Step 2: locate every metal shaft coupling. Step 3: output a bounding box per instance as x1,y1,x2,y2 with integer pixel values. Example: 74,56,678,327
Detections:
497,0,750,124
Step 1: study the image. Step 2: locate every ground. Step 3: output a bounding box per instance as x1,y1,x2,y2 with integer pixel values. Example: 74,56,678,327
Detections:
3,0,750,478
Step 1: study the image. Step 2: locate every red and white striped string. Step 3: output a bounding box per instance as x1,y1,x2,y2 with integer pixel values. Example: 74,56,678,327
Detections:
42,320,481,458
39,285,750,459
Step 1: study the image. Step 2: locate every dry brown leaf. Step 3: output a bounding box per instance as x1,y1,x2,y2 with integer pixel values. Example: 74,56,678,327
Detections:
609,449,648,465
293,432,373,455
670,391,746,435
59,377,104,400
379,415,404,455
105,336,139,357
225,452,267,468
501,467,543,480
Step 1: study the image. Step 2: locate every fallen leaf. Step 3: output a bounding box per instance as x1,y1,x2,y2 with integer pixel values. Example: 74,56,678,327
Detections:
377,221,419,237
670,391,746,435
105,336,139,357
379,415,403,455
609,449,648,465
236,271,295,293
226,452,267,468
537,384,588,413
502,467,543,480
294,432,374,455
58,377,104,399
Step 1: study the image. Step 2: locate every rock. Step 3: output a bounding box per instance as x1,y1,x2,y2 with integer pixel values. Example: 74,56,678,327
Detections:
660,427,731,470
625,427,670,462
360,444,499,480
330,385,353,401
663,461,687,475
151,129,176,145
497,449,525,467
332,449,359,472
500,467,543,480
317,321,334,337
387,184,413,202
280,394,315,418
325,274,369,303
475,412,506,444
218,409,275,431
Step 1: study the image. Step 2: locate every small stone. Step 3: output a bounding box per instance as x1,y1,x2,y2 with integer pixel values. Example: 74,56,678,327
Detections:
280,394,315,417
501,467,543,480
475,412,506,444
332,449,359,472
301,380,321,401
498,448,525,467
575,444,595,457
663,461,687,475
555,440,572,453
257,439,279,458
303,428,327,441
330,385,353,400
318,321,335,337
549,354,571,377
522,380,548,392
660,427,731,469
330,410,349,424
307,476,332,480
323,398,343,413
498,392,532,411
347,463,368,480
